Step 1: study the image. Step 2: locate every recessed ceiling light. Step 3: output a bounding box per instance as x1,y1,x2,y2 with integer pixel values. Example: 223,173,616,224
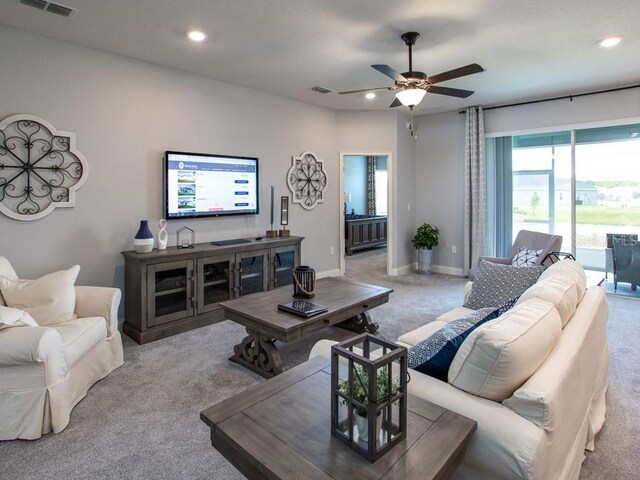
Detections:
365,92,376,100
187,30,207,42
597,36,623,48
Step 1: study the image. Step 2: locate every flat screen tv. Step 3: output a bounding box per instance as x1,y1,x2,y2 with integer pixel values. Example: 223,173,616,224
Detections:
163,151,259,220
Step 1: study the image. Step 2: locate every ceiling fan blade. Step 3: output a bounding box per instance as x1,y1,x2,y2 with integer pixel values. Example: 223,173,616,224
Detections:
338,86,392,95
427,63,484,85
372,64,407,82
389,98,402,108
427,85,475,98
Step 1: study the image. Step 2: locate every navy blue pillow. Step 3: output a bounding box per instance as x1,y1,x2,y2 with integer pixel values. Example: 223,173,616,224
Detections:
408,308,500,381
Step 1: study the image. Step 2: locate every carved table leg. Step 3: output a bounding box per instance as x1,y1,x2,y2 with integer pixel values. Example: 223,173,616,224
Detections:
338,311,379,334
230,328,288,378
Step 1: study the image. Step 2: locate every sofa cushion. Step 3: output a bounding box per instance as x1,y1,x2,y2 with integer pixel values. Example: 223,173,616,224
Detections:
516,273,579,327
53,316,107,368
0,265,80,326
537,259,586,302
408,308,500,381
0,257,18,306
436,306,475,323
448,298,562,401
0,305,38,330
511,246,544,266
398,320,447,346
463,260,545,310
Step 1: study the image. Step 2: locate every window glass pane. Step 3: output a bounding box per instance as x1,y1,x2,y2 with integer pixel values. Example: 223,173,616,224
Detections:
375,170,387,215
574,135,640,272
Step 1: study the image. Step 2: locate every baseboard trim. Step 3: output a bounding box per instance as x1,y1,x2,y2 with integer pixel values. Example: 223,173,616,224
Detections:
432,265,465,276
390,263,415,276
317,268,342,279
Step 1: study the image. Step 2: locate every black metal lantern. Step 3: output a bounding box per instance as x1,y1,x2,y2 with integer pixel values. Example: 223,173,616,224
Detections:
292,265,316,298
331,333,408,463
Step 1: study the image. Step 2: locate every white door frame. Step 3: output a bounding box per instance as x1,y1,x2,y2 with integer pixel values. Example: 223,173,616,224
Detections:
339,152,394,276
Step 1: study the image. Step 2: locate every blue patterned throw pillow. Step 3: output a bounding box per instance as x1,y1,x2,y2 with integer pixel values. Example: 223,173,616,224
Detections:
512,245,544,267
408,308,500,381
463,260,545,310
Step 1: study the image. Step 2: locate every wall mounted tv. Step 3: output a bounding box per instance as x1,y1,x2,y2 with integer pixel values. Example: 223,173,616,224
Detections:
164,151,259,220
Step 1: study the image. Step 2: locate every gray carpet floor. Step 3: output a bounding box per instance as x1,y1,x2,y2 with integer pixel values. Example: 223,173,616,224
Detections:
1,248,638,479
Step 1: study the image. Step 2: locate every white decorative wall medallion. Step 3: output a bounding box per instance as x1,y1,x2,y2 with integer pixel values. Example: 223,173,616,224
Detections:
286,151,327,210
0,114,88,221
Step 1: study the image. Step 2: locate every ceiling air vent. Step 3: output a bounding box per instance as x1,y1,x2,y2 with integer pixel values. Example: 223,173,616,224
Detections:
310,86,334,94
18,0,77,17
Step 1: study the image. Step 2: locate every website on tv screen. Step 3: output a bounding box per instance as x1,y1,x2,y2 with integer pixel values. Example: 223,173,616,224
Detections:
165,152,258,218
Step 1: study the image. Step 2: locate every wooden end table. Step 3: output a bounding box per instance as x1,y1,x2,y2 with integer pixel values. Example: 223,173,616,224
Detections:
201,356,476,480
219,277,392,378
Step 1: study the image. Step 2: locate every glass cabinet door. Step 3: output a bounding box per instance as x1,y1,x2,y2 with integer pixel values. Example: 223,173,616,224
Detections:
197,255,233,314
237,249,269,296
271,245,300,289
147,260,194,327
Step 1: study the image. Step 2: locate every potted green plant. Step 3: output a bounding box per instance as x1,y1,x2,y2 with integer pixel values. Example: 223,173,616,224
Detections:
411,223,440,274
339,365,399,442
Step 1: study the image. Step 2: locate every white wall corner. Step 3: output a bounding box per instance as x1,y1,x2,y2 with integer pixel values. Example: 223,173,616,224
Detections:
390,263,416,276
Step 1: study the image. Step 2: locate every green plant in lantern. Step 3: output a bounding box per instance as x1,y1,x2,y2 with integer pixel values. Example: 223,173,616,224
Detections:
339,364,399,416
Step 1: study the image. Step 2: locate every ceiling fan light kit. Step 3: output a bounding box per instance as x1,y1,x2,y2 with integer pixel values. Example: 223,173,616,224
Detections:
395,88,426,107
339,31,484,109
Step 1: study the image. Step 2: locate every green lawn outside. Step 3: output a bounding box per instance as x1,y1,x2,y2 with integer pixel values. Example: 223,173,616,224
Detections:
514,205,640,226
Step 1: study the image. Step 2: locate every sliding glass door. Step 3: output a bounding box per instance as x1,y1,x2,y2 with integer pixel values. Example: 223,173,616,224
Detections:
491,122,640,274
574,124,640,273
511,132,572,253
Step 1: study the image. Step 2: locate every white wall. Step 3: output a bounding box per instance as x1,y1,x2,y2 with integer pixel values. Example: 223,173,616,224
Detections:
337,110,418,273
343,155,367,214
484,88,640,134
415,111,465,273
0,27,340,294
415,88,640,274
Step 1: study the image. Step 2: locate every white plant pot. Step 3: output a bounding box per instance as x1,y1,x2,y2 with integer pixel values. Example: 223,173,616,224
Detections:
417,248,433,274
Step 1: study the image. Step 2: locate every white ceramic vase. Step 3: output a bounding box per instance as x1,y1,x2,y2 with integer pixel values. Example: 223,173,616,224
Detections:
157,219,168,250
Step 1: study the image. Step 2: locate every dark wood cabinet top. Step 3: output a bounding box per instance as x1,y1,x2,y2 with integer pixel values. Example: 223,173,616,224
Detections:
121,236,304,263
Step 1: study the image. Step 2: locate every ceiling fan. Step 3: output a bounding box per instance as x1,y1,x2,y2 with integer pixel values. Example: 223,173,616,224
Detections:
339,32,485,109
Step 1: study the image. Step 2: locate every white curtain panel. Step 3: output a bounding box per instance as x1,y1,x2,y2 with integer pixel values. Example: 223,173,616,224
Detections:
463,106,487,275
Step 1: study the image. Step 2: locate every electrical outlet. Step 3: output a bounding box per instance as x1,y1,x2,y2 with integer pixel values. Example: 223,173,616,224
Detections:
407,203,411,212
451,245,457,254
330,246,335,255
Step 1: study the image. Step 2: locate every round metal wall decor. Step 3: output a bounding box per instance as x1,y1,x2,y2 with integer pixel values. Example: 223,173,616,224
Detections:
286,151,327,210
0,114,88,221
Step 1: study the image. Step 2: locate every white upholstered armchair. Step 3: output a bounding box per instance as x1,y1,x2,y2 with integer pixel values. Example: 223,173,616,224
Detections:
0,257,124,440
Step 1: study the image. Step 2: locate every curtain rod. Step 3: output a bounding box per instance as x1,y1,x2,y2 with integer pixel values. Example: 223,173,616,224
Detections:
458,83,640,114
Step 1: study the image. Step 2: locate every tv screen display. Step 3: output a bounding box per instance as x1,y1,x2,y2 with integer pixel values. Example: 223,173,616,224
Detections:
164,151,259,219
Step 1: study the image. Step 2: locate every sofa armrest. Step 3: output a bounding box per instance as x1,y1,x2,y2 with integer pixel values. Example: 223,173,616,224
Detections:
75,286,121,337
0,327,67,385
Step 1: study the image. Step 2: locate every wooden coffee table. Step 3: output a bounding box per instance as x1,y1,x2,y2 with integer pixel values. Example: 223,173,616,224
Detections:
220,277,392,378
201,356,477,480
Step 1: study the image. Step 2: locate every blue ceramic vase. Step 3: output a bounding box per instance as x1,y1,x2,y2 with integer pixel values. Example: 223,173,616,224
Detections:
134,220,154,253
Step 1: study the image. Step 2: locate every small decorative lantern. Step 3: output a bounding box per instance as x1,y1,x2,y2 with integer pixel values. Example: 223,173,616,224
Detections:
331,333,408,463
176,226,195,249
292,266,316,298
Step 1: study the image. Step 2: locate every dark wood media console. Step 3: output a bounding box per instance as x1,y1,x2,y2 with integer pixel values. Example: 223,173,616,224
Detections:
121,236,302,344
345,214,387,255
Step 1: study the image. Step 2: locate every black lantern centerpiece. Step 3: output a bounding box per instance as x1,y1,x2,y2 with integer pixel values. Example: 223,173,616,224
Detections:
331,333,409,463
176,226,195,249
292,265,316,298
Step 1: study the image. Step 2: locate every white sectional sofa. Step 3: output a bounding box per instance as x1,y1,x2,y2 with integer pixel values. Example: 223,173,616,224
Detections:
311,260,608,480
0,257,124,440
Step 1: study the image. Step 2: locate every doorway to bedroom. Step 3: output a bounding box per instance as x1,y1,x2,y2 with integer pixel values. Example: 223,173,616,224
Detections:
340,154,390,276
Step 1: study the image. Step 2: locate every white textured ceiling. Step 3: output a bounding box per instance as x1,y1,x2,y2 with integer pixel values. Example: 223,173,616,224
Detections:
1,0,639,115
